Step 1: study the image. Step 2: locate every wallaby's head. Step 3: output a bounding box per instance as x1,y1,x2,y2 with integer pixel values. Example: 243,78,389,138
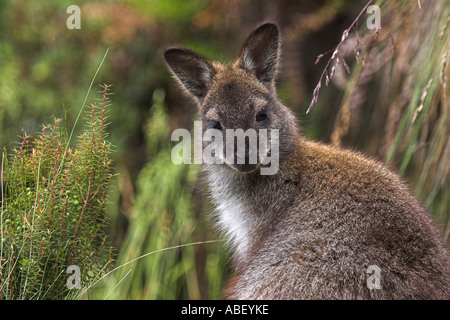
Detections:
164,22,299,174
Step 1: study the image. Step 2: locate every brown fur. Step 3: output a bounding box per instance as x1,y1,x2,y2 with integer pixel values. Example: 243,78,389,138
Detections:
164,22,449,299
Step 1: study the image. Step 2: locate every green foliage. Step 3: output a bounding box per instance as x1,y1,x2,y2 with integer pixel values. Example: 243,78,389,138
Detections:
124,0,207,22
0,86,114,299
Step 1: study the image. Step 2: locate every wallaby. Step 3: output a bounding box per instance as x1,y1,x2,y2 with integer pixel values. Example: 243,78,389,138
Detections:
164,22,449,299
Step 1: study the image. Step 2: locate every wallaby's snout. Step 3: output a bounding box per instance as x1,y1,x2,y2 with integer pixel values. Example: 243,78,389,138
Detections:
230,136,259,173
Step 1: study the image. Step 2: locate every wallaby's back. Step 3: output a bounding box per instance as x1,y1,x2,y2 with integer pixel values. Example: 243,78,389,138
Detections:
164,22,450,299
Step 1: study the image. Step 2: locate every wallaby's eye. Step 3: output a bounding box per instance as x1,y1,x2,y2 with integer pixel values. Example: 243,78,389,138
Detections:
255,110,268,122
207,119,223,130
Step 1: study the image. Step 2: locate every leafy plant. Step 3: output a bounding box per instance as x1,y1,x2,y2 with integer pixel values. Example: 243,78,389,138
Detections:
0,84,114,299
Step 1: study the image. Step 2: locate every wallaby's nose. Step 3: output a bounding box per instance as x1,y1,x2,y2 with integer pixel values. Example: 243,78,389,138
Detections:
234,142,257,165
234,145,249,158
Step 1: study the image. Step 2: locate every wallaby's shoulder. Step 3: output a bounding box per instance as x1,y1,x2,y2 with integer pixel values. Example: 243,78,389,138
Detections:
282,138,403,197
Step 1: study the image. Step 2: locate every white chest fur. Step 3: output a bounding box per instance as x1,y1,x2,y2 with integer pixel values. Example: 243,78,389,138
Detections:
206,168,254,258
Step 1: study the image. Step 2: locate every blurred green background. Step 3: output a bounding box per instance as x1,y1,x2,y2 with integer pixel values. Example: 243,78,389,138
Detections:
0,0,448,299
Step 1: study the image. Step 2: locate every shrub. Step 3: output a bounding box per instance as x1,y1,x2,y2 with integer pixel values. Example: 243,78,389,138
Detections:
0,85,114,299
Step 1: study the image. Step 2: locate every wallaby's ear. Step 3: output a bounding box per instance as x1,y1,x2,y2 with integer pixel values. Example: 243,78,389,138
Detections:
164,47,215,100
239,22,280,85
